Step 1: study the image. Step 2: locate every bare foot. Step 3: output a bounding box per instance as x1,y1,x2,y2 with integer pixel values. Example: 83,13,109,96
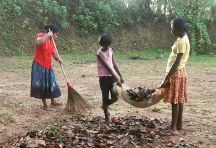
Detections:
105,118,110,124
41,106,53,111
160,129,178,136
51,101,63,106
177,124,183,130
163,124,182,130
104,110,110,124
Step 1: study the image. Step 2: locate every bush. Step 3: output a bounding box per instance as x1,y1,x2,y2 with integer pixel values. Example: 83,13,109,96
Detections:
0,0,216,55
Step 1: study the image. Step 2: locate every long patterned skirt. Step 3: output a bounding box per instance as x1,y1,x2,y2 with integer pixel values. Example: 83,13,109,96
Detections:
163,69,187,104
30,61,61,99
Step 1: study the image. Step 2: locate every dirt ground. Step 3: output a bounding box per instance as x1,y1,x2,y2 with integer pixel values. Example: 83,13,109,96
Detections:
0,56,216,147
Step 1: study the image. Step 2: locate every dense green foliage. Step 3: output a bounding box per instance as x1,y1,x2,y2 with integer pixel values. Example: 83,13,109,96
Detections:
0,0,216,54
167,0,216,54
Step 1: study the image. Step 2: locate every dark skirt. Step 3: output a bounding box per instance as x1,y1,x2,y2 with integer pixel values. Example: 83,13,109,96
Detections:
30,61,61,99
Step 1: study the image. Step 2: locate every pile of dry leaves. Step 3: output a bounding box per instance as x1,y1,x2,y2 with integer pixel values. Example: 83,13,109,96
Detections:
9,115,196,147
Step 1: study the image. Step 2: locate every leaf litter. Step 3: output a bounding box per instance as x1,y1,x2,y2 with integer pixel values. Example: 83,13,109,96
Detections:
9,115,197,147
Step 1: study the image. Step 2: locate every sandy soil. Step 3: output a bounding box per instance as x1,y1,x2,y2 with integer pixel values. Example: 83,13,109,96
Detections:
0,56,216,147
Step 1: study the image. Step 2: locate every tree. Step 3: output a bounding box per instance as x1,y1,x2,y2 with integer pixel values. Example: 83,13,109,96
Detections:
168,0,216,54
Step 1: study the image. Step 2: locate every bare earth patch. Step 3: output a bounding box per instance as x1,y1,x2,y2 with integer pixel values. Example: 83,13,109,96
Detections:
0,56,216,147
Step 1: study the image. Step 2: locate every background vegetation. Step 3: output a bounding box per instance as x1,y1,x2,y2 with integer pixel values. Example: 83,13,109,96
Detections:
0,0,216,55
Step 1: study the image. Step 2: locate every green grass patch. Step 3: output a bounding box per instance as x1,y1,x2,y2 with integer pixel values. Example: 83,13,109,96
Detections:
31,124,41,132
0,58,31,74
62,48,169,62
116,48,168,58
1,49,216,68
0,112,15,125
148,102,170,112
63,53,96,62
189,53,216,64
61,48,216,64
45,125,65,139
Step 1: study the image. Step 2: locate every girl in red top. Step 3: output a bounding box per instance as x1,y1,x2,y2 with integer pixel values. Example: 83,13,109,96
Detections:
31,24,62,111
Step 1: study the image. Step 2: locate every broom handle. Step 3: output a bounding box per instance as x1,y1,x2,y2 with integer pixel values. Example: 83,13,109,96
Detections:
51,37,69,83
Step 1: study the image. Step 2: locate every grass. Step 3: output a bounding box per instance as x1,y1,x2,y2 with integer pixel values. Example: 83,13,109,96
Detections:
189,53,216,64
62,48,168,62
149,102,170,112
31,124,41,132
0,112,15,125
45,125,65,139
0,56,31,73
0,49,215,72
62,48,216,64
63,53,96,62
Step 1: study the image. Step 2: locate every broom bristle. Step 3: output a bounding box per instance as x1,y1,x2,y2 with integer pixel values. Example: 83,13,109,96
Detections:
64,83,92,115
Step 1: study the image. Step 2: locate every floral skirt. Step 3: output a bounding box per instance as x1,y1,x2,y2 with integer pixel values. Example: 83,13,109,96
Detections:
163,69,187,104
30,61,61,99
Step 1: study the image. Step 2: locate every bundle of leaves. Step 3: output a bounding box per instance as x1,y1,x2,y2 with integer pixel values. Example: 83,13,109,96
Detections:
126,87,156,102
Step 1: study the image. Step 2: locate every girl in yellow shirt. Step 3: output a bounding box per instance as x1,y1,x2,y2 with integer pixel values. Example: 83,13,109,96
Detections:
160,18,190,136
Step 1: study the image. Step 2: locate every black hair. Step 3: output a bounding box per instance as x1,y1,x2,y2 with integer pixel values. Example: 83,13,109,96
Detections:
171,17,187,32
43,24,59,33
99,33,112,47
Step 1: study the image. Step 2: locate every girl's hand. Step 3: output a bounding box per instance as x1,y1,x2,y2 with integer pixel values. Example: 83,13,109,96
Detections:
57,59,62,65
159,80,170,88
120,77,124,83
117,80,122,87
46,30,53,37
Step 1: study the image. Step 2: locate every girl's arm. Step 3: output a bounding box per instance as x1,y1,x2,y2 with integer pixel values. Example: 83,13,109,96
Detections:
112,55,124,83
97,53,120,82
36,31,53,46
161,53,183,87
52,51,62,64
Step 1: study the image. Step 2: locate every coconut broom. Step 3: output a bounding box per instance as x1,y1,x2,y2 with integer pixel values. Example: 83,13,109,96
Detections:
51,37,91,115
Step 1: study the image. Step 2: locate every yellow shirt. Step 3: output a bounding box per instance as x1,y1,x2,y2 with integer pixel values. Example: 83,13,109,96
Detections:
166,34,190,73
